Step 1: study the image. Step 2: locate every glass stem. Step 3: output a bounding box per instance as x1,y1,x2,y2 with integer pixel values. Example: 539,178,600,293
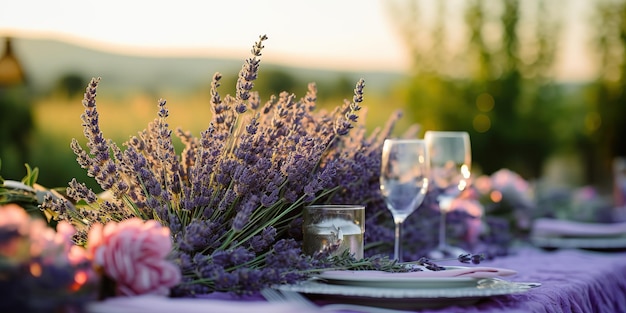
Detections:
394,221,403,262
438,210,447,251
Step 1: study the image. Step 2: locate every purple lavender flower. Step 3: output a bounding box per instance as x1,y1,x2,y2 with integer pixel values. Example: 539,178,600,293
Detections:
51,34,466,296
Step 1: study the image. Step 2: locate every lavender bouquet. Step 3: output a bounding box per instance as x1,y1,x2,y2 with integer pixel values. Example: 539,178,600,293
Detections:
41,35,413,296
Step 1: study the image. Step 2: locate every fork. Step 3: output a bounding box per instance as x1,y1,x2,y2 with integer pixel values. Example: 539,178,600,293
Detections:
477,278,542,289
261,288,414,313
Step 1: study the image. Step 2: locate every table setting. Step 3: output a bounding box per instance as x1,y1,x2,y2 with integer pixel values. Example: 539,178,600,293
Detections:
272,265,530,310
2,34,626,313
81,245,626,313
530,217,626,250
258,130,540,311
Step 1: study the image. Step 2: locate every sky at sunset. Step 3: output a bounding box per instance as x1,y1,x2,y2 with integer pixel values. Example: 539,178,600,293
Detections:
0,0,595,81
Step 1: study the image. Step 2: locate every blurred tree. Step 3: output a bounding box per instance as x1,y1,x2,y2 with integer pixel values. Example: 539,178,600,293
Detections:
463,0,565,178
52,73,86,99
316,74,356,103
253,67,299,97
586,0,626,186
0,37,34,180
387,0,564,179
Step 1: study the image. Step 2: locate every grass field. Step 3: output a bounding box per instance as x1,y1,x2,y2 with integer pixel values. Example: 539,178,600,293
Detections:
19,85,412,191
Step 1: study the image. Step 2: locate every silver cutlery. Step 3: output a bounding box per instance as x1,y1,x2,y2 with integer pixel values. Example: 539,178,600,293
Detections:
477,278,542,289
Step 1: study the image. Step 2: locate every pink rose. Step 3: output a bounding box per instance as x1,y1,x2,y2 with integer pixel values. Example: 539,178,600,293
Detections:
451,198,484,245
87,218,181,296
473,175,493,195
0,203,30,233
491,169,529,195
0,204,31,260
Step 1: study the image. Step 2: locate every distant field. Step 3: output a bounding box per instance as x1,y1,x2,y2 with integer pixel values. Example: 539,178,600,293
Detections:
27,88,413,190
2,36,412,188
34,92,213,143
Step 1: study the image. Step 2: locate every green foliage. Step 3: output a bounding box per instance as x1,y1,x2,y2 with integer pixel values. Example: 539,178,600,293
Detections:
388,0,575,179
584,0,626,185
0,161,47,220
0,85,35,181
52,73,86,99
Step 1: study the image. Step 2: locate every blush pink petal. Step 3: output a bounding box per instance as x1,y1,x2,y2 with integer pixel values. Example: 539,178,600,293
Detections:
87,223,103,257
87,218,181,296
56,221,76,242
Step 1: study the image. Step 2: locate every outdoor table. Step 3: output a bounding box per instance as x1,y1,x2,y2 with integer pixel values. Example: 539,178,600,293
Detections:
412,247,626,312
88,246,626,313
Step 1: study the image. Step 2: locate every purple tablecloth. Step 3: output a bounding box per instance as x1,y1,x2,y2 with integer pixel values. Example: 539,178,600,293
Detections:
89,247,626,313
412,247,626,313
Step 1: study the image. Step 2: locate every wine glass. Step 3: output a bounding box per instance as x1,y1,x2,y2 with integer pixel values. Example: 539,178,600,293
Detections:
380,139,429,262
424,131,471,259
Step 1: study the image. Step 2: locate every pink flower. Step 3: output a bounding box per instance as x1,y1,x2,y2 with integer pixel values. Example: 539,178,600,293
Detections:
0,204,31,260
0,204,81,263
473,175,493,195
0,203,30,234
491,169,529,195
87,218,181,296
573,186,598,202
490,168,534,208
451,198,484,245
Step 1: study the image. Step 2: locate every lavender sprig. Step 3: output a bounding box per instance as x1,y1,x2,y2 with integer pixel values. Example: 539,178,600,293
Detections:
457,253,486,264
412,253,486,271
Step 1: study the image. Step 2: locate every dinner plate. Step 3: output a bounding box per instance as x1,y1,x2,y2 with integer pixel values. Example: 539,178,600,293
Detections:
315,266,517,289
531,218,626,238
531,235,626,251
275,280,530,310
316,270,478,289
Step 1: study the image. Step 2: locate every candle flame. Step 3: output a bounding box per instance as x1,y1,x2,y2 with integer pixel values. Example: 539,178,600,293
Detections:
29,262,42,277
70,271,89,291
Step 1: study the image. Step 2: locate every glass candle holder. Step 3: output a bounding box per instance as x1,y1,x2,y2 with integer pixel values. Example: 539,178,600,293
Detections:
302,205,365,259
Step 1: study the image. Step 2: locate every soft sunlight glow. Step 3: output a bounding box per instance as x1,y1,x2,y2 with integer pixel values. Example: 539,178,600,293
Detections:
476,93,495,112
0,0,596,79
473,114,491,133
458,180,467,191
0,0,408,72
490,190,503,203
71,271,89,291
461,164,471,179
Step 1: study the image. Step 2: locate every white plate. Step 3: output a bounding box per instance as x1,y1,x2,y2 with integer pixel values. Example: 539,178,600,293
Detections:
275,280,530,310
531,235,626,250
315,266,517,289
531,218,626,238
316,270,478,289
